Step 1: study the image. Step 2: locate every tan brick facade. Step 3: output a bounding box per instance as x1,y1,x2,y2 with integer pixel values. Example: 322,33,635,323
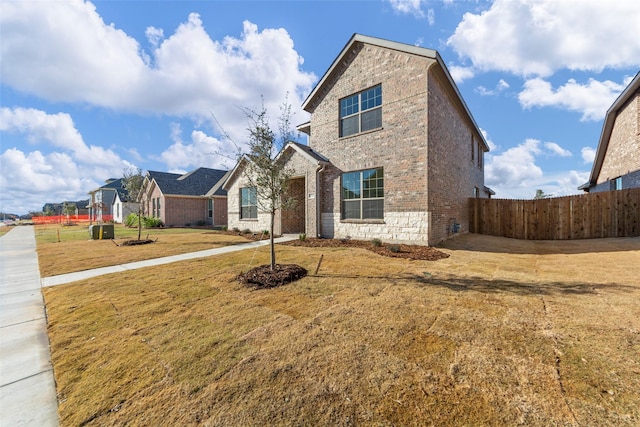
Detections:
594,89,640,191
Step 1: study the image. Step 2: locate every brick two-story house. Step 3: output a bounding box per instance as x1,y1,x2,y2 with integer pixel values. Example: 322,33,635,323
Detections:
579,71,640,193
142,167,229,227
224,34,491,245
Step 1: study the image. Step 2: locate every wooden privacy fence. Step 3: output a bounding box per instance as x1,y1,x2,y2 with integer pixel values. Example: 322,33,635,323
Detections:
469,188,640,240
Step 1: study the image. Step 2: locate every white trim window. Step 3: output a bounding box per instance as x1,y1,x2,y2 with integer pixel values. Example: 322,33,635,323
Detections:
340,85,382,137
240,187,258,219
342,168,384,220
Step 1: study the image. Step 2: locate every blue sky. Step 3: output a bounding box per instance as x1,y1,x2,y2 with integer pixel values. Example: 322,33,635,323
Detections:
1,0,639,214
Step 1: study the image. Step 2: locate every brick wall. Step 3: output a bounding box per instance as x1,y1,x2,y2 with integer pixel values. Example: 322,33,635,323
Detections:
595,90,640,190
164,196,207,227
427,66,486,244
307,41,485,245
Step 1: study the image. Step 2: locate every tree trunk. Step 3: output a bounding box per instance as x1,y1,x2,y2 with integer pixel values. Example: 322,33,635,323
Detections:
270,210,276,270
137,206,142,241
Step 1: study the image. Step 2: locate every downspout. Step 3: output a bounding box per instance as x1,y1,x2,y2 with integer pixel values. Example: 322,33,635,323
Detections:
316,162,327,238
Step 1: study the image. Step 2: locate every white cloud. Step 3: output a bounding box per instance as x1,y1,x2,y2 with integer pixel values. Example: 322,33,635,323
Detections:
0,107,133,213
0,2,316,140
0,107,123,165
543,142,572,157
475,79,510,96
145,26,164,47
387,0,426,18
427,8,435,26
581,146,596,164
448,65,475,83
159,125,236,172
447,0,640,76
480,128,498,152
518,77,630,121
485,138,543,188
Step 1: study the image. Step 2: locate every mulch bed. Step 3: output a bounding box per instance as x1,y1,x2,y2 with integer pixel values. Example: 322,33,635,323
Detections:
281,238,450,261
120,239,155,246
238,264,308,288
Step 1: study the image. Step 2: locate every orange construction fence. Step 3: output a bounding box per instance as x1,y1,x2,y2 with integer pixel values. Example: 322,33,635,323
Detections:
32,215,113,224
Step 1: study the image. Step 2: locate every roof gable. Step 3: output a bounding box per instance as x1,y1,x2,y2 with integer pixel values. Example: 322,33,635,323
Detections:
301,33,489,152
147,168,229,197
580,71,640,190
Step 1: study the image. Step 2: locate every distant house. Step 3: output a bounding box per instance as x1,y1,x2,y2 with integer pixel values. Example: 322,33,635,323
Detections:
141,167,229,227
112,186,138,224
88,178,128,223
579,71,640,193
224,34,491,245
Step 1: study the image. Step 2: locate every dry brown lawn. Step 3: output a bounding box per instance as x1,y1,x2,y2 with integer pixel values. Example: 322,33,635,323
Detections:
35,225,254,277
42,234,640,426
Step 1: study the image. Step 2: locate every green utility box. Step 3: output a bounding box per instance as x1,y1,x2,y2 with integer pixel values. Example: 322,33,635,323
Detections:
89,224,115,240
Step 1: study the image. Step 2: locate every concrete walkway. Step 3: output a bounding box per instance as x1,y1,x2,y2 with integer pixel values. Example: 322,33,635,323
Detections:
41,235,296,287
1,226,294,426
1,226,58,426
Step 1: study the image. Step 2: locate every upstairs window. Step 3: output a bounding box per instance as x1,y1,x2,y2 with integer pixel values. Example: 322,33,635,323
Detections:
342,168,384,220
340,85,382,137
240,187,257,219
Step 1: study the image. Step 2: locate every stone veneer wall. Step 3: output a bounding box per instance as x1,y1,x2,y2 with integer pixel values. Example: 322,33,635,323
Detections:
594,90,640,191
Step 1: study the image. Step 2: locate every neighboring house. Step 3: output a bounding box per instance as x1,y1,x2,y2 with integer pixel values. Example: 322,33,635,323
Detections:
88,178,127,223
224,34,491,245
142,167,229,227
112,187,138,224
579,71,640,193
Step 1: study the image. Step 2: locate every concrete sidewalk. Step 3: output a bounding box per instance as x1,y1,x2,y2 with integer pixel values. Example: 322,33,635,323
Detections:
0,226,58,426
42,235,296,287
1,227,294,426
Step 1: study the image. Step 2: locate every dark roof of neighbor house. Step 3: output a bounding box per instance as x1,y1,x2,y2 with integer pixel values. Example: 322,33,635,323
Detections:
89,177,125,194
300,33,490,152
579,71,640,191
148,167,229,197
114,186,130,202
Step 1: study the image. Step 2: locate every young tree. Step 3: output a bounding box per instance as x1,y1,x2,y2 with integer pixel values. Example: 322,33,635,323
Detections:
62,202,76,225
533,189,549,199
240,100,297,270
122,167,145,241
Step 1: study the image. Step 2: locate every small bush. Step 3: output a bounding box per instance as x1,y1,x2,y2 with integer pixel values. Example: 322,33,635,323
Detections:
195,220,206,227
242,228,252,234
232,227,240,232
388,244,401,253
124,213,139,228
221,225,228,231
143,216,163,228
371,238,383,247
299,233,306,241
262,230,270,236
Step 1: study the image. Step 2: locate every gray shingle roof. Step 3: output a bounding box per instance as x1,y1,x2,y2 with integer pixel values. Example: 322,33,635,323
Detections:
148,168,228,197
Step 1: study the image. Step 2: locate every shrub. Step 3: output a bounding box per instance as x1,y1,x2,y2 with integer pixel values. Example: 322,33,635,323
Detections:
262,230,269,236
143,216,163,228
124,213,139,228
371,238,383,247
242,228,252,234
299,233,306,241
195,220,206,227
221,225,228,231
388,244,401,253
232,227,240,233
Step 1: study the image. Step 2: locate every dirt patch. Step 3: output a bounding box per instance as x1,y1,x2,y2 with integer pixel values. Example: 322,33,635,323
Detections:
282,237,450,261
238,264,308,288
120,239,155,246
